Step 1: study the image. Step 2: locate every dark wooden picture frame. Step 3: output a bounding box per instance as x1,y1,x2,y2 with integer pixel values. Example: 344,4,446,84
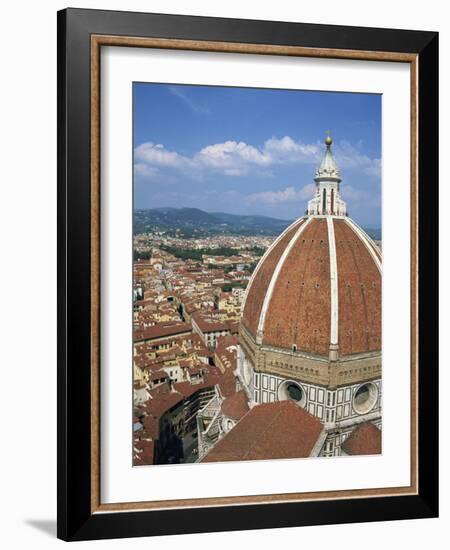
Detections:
57,8,438,541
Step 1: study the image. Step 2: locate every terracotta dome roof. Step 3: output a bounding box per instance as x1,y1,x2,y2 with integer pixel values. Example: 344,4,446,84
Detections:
242,216,381,357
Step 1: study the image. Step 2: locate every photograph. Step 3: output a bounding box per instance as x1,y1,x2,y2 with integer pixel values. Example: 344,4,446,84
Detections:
132,83,383,466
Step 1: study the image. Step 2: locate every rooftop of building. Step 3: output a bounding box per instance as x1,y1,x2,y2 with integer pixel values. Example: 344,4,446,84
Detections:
134,322,192,343
342,422,381,455
192,313,230,333
221,390,250,421
201,400,324,463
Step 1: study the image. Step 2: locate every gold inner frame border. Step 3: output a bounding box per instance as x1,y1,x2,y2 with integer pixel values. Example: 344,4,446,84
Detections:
90,35,418,514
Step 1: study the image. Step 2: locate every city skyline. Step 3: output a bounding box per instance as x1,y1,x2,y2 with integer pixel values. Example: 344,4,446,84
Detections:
134,83,381,227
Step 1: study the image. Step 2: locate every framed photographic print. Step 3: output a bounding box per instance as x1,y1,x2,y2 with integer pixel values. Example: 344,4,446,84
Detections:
57,8,439,541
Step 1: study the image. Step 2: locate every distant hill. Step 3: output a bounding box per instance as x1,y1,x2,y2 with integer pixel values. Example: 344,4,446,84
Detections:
134,207,381,239
134,207,293,236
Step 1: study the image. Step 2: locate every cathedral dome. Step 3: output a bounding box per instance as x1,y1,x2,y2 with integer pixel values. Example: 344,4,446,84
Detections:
241,137,381,360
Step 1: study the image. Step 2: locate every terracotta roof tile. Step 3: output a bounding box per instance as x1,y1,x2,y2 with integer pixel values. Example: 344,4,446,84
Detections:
218,368,237,398
134,322,191,343
342,422,381,455
221,390,250,421
134,439,155,466
192,314,230,333
263,218,331,355
242,217,381,356
149,370,169,381
144,391,184,417
202,400,324,462
242,219,303,335
334,220,381,355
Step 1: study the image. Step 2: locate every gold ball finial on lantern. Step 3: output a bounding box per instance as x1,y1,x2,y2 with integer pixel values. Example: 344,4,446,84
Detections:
325,130,332,146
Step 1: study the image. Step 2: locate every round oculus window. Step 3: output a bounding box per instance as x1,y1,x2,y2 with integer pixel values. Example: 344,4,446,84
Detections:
287,383,303,401
352,382,378,415
278,380,306,407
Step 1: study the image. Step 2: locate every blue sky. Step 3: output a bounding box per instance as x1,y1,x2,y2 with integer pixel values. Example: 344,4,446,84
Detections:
134,83,381,228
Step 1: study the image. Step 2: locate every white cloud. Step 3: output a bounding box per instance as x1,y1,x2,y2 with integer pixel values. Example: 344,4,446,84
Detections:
134,136,381,181
134,162,158,178
196,140,271,175
134,142,191,169
298,183,317,199
333,140,381,177
340,184,380,211
263,136,320,163
246,184,315,205
341,184,365,201
363,158,381,177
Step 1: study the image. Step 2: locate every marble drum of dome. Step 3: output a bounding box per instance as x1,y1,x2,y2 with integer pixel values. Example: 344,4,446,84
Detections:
237,135,382,458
